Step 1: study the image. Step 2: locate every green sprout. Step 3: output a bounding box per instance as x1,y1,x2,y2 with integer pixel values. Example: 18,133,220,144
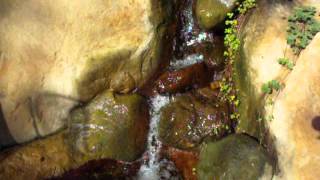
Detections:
278,58,294,70
261,80,281,94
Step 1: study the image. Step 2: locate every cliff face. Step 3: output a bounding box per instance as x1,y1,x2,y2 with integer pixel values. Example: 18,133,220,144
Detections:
0,0,169,145
237,0,320,179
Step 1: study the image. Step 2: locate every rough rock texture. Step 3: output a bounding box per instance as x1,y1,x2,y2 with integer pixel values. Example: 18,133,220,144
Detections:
196,0,236,30
235,0,293,139
237,0,320,179
158,93,230,150
0,132,73,180
161,146,199,180
197,134,273,180
0,0,170,146
270,33,320,180
69,91,149,162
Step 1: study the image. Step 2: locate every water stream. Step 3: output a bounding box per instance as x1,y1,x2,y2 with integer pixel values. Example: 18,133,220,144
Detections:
137,0,214,179
138,95,170,180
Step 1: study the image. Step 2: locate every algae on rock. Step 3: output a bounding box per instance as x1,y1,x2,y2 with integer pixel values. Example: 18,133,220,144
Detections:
158,94,230,150
69,91,149,162
196,0,236,30
197,134,273,180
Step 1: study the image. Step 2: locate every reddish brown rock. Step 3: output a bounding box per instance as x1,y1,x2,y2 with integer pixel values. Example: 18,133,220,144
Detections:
50,159,141,180
161,146,199,180
156,63,214,94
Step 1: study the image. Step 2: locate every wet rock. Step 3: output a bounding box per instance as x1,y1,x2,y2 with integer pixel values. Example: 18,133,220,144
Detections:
158,159,183,180
196,0,236,30
158,94,230,150
197,134,273,180
172,0,225,62
161,146,199,180
0,0,171,145
156,63,214,94
69,91,149,162
50,158,141,180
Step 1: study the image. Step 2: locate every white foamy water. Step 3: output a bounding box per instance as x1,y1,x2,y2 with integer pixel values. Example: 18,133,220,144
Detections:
170,54,204,70
138,95,170,180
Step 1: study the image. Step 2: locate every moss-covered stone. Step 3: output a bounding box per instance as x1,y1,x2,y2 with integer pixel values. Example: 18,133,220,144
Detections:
69,91,149,162
196,0,236,30
197,134,273,180
158,94,230,150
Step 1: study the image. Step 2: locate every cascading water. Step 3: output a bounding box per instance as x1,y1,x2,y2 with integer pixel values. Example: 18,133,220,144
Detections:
137,95,170,180
137,54,204,180
138,0,214,179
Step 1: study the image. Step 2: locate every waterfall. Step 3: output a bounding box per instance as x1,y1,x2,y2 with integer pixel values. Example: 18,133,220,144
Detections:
137,95,170,180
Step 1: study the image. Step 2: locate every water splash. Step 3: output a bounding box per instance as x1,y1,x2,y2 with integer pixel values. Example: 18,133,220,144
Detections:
138,95,170,180
170,54,204,70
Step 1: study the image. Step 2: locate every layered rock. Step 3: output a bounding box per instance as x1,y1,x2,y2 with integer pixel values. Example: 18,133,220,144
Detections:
0,0,170,146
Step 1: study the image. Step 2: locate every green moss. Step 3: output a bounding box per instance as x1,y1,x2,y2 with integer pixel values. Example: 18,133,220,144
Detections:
158,94,230,150
197,134,273,180
234,42,265,139
196,0,236,30
69,91,149,163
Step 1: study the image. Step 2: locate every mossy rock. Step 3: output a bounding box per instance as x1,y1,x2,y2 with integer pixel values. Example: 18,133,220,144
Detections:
196,0,236,30
197,134,273,180
69,91,149,162
158,94,230,150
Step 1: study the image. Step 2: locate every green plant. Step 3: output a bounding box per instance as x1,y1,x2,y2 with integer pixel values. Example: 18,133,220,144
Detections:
221,0,256,121
287,6,320,54
224,13,240,61
238,0,256,14
261,80,281,94
278,57,294,70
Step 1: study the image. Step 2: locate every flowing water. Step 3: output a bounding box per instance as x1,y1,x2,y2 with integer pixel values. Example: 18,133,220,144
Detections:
138,95,170,180
137,0,217,179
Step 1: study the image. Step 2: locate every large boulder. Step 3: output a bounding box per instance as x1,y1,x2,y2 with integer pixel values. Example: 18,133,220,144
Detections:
0,0,170,146
69,91,149,162
236,0,320,179
197,134,273,180
0,89,150,180
158,93,230,150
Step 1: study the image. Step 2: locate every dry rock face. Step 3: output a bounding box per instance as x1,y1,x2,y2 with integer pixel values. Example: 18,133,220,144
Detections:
238,0,320,179
0,0,169,146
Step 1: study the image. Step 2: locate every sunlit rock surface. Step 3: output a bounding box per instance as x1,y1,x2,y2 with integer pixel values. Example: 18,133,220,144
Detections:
0,0,168,145
237,0,320,179
270,33,320,180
